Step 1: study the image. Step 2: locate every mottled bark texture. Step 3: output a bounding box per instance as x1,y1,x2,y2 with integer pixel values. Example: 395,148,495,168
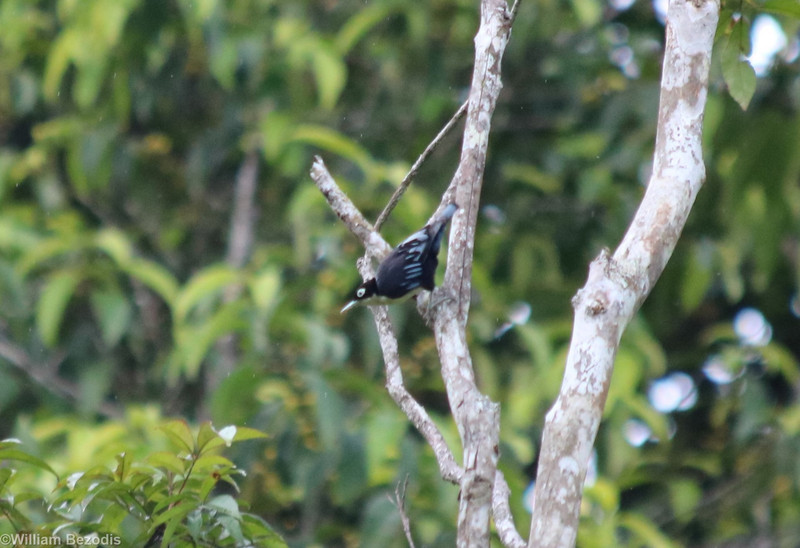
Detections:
528,1,720,546
312,0,519,544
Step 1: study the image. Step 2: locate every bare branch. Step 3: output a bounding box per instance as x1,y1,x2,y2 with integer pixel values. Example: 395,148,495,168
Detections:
389,476,417,548
226,150,260,267
0,332,123,419
311,156,391,258
442,0,513,328
493,471,526,548
313,0,518,543
378,305,463,483
374,100,468,231
528,1,720,546
310,157,463,483
432,0,515,544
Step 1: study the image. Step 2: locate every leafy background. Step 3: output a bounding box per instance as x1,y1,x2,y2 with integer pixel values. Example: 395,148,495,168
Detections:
1,0,799,546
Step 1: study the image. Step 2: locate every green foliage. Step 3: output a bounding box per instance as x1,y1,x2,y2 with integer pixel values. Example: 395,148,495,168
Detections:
0,0,799,546
720,16,757,110
0,415,281,547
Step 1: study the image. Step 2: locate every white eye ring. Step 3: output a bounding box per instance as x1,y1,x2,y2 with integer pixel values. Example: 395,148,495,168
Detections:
356,288,366,298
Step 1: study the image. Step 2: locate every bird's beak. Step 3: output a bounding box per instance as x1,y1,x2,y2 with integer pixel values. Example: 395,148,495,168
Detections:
340,300,358,313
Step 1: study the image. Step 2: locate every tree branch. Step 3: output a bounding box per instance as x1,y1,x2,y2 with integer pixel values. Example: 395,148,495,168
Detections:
389,476,417,548
311,156,391,258
493,470,526,548
310,157,462,483
313,0,517,544
432,0,514,545
0,331,123,419
374,100,468,232
528,1,720,546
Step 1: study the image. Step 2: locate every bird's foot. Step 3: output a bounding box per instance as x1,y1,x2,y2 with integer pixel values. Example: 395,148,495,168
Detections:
421,287,456,325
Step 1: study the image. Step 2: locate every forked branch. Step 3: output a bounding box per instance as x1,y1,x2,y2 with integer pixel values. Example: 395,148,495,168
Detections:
528,1,720,546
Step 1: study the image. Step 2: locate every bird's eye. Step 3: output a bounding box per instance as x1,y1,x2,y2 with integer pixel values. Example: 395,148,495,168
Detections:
356,288,366,298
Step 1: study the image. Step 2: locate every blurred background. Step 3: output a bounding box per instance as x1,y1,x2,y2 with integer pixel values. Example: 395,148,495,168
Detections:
1,0,799,546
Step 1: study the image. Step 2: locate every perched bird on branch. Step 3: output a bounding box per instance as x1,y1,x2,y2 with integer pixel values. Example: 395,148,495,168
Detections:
341,203,459,312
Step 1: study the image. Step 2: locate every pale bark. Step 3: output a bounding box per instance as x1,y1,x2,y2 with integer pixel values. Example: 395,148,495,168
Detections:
311,0,518,544
527,1,720,546
431,0,515,544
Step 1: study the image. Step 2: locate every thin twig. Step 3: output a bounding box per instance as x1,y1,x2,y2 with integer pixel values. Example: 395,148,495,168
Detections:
509,0,522,24
493,470,526,548
0,334,123,419
374,101,468,231
389,475,417,548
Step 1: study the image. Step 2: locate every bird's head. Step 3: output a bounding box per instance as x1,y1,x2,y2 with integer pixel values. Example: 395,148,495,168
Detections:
341,278,379,313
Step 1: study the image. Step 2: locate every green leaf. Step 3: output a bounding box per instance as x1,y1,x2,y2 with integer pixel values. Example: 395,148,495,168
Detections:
42,32,74,102
249,267,281,311
307,373,346,452
0,218,42,253
159,420,196,454
210,367,261,424
114,451,133,481
206,495,244,545
0,467,12,492
618,511,681,548
66,126,117,196
198,474,219,501
721,20,756,110
260,110,294,162
174,264,239,323
0,445,58,477
625,396,670,442
502,163,562,194
311,44,346,110
569,0,603,27
170,301,247,380
680,241,714,312
557,132,607,159
73,57,108,111
365,408,407,485
229,426,268,443
90,288,132,346
207,492,242,514
241,514,288,547
761,343,800,385
194,453,234,472
94,228,133,264
584,478,619,513
335,3,395,54
154,499,195,541
209,36,239,90
146,451,186,475
17,236,82,276
667,479,702,522
123,259,180,307
95,229,180,305
289,124,376,178
197,422,223,454
0,499,31,529
760,0,800,17
36,270,81,347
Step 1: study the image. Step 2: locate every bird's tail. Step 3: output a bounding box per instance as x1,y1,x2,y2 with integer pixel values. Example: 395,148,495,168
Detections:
429,202,459,252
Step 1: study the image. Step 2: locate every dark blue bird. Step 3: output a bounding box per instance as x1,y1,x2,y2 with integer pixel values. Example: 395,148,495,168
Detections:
341,203,458,312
